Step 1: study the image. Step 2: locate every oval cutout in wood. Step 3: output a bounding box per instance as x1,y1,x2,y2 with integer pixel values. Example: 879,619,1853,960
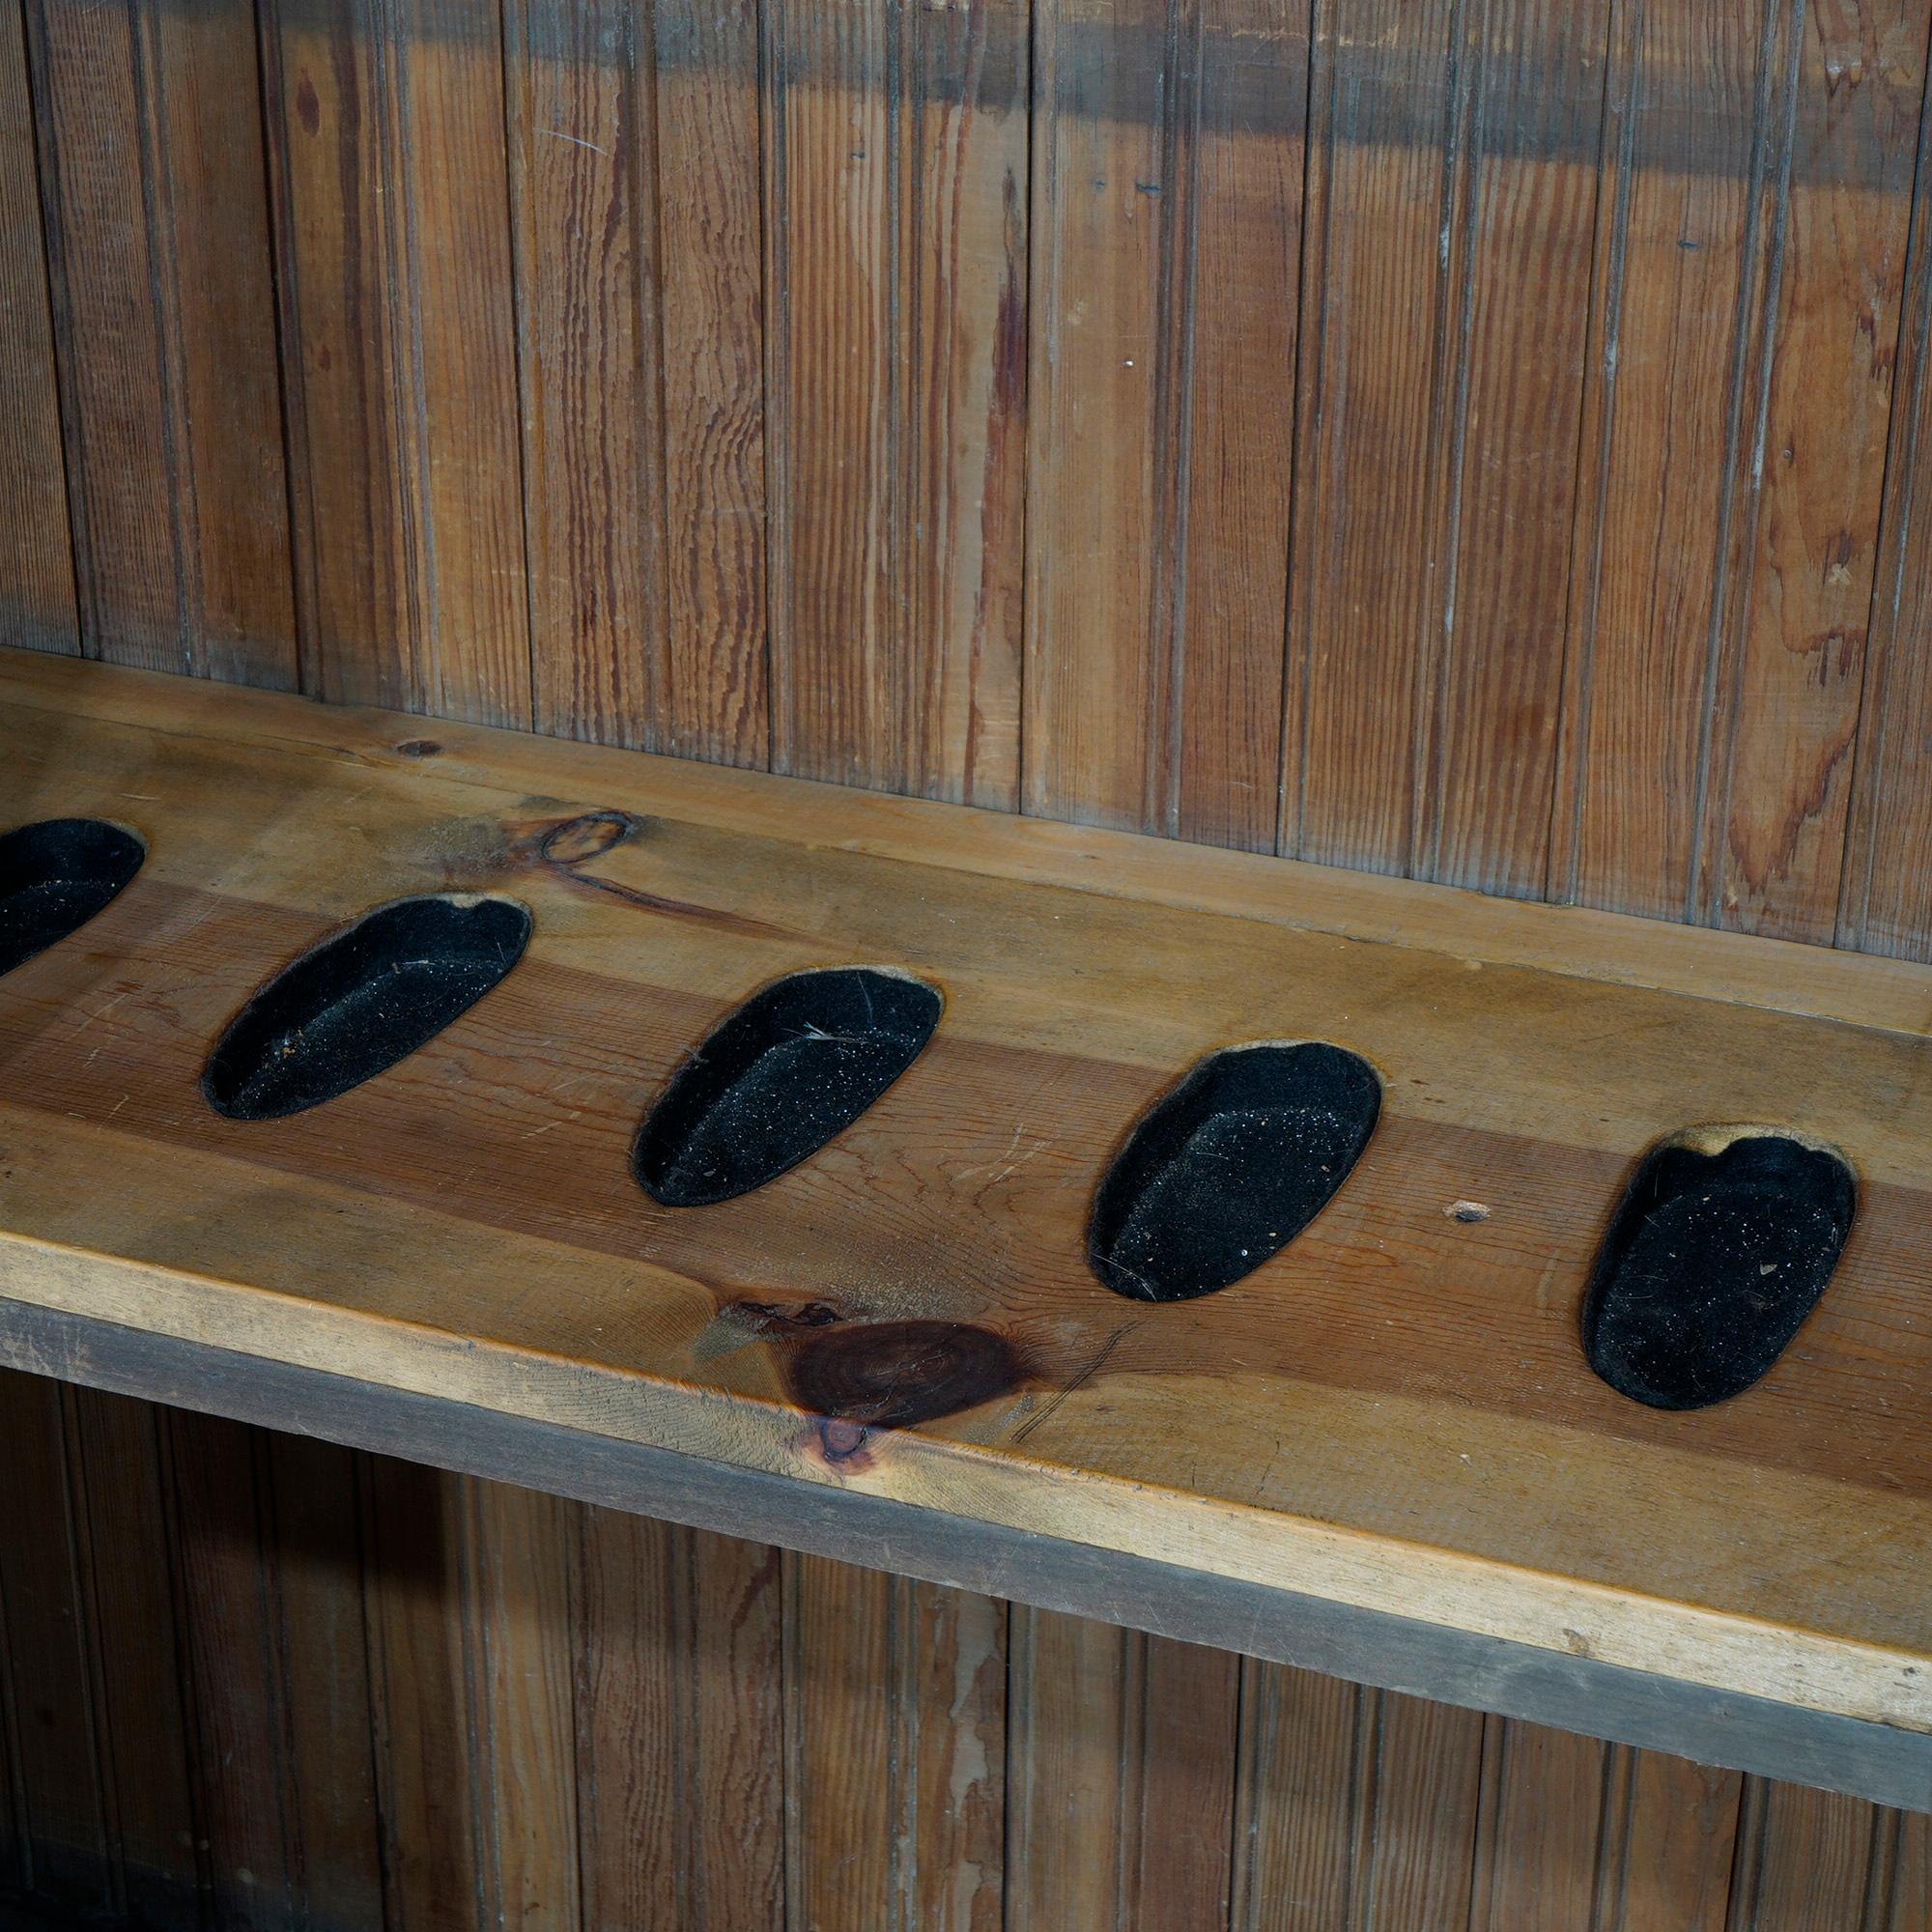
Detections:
1582,1126,1857,1410
635,966,942,1207
1089,1040,1382,1302
203,894,532,1122
0,817,145,979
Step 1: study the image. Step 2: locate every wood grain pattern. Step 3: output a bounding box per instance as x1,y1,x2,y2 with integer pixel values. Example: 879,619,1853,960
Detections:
784,1560,1005,1932
23,0,293,685
0,0,74,658
577,1514,782,1931
767,0,1026,803
1286,0,1457,874
266,0,529,724
13,6,1932,1928
1699,0,1924,944
10,651,1932,1743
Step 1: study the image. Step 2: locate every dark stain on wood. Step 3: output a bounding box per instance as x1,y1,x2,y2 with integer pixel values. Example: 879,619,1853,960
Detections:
784,1319,1026,1432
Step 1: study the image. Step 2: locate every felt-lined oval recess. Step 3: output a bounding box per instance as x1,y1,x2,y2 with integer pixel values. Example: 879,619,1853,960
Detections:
0,817,145,979
203,894,532,1122
635,966,942,1207
1582,1126,1857,1410
1090,1039,1381,1302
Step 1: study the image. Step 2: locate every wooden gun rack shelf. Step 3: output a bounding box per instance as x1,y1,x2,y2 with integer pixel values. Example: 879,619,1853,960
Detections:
2,648,1929,1809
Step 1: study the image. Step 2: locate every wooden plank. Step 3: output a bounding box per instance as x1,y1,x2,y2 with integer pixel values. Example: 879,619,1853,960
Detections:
7,655,1932,1756
260,1433,384,1932
1020,0,1169,832
1028,0,1297,837
577,1514,782,1931
165,1411,300,1931
0,1374,112,1914
22,0,293,687
767,0,1026,803
784,1559,1005,1932
264,0,530,724
1007,1612,1236,1929
1177,0,1306,851
1550,0,1761,921
1466,1719,1609,1929
505,0,771,754
1842,20,1932,966
64,1389,200,1931
7,1299,1932,1812
1231,1669,1485,1930
1726,1779,1893,1931
1286,0,1458,873
461,1479,579,1932
0,0,75,658
1591,1748,1741,1931
654,0,770,769
505,0,668,752
1698,0,1924,943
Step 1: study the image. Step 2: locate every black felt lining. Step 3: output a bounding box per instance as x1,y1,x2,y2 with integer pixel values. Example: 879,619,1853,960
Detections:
634,966,943,1207
203,895,532,1122
0,817,146,980
1089,1039,1383,1303
1581,1130,1858,1410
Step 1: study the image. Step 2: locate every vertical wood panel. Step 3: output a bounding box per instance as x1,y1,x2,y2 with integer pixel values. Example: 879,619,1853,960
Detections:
577,1515,782,1932
1698,0,1925,942
362,1462,580,1932
1231,1666,1485,1932
1006,1609,1237,1932
463,1481,579,1932
0,0,75,657
0,1373,113,1915
25,0,293,685
1726,1778,1892,1932
360,1459,479,1932
1021,0,1167,830
768,0,1027,802
1422,0,1609,896
1597,1749,1741,1932
655,0,771,767
1467,1719,1609,1932
167,1412,302,1931
66,1390,200,1932
507,0,668,750
1172,0,1306,851
508,0,771,762
1842,27,1932,960
783,1557,1006,1932
262,1434,384,1932
1551,0,1761,920
1028,0,1301,840
266,0,530,724
1287,0,1459,871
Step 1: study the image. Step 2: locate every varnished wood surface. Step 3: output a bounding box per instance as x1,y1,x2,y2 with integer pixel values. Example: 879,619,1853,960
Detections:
4,649,1931,1752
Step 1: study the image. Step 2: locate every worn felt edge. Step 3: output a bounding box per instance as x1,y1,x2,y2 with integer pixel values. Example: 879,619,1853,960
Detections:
0,1293,1923,1813
0,1227,1921,1737
7,648,1931,1041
